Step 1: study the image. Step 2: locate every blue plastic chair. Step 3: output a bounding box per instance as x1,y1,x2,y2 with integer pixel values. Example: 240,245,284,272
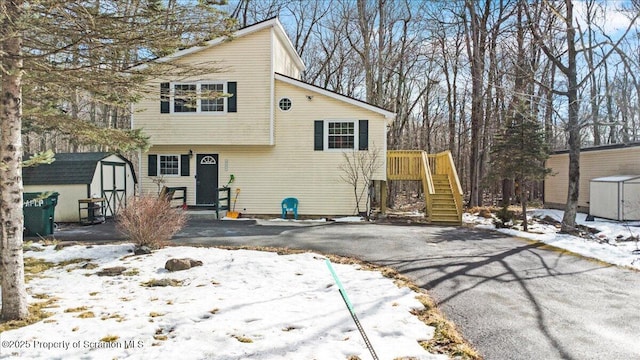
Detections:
281,197,299,220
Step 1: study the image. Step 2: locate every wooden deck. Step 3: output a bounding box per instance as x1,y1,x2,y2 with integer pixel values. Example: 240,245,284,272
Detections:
386,150,463,224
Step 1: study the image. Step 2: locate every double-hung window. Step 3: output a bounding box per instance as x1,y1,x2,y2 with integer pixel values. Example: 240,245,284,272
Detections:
201,83,225,112
327,121,355,149
174,84,197,113
159,155,180,175
314,119,368,151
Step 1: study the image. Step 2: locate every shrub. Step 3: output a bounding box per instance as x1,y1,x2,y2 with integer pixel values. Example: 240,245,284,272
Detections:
493,205,515,229
117,196,187,249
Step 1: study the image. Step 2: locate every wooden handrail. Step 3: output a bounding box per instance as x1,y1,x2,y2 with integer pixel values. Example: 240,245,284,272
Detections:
435,150,463,222
421,151,434,218
421,152,435,195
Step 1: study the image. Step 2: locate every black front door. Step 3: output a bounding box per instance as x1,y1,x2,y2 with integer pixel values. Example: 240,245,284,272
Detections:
196,154,219,205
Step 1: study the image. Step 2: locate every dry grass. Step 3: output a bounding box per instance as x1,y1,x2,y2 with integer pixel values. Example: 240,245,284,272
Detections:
64,306,89,313
123,268,140,276
77,312,95,319
101,313,125,322
232,334,253,343
141,278,184,287
0,297,58,332
23,257,56,281
100,335,119,342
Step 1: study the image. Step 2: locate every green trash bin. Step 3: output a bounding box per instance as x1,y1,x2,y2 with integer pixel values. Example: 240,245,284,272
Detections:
23,192,59,236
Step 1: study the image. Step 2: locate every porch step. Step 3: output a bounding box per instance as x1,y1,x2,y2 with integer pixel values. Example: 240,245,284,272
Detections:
429,174,460,224
185,209,223,220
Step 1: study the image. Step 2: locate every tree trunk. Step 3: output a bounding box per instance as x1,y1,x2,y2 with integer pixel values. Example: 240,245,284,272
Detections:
561,0,580,232
521,188,528,232
1,0,29,321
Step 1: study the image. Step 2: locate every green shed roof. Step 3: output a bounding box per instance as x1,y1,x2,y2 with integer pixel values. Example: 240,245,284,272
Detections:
23,152,135,185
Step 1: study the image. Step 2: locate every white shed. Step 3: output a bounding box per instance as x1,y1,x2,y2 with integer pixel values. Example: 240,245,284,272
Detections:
23,153,137,222
589,175,640,221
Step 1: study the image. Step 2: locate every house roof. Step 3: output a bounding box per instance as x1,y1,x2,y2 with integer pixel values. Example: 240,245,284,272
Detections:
591,175,640,183
23,152,135,185
274,73,396,120
552,141,640,155
131,17,305,72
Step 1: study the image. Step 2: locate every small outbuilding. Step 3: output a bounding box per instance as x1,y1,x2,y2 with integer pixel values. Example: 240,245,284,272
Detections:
545,142,640,213
589,175,640,221
23,152,137,222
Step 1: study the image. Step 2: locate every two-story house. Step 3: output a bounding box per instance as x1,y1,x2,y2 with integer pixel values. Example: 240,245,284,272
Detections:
132,18,394,216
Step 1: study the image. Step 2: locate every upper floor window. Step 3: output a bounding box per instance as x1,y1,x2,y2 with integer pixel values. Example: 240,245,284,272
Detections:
201,83,225,112
279,98,292,111
161,81,237,114
174,84,197,113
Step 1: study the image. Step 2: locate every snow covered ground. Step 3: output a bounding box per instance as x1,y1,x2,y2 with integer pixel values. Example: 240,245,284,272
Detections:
464,209,640,270
1,245,444,360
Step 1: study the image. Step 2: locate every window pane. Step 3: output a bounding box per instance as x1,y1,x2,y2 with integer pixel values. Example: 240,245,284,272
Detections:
202,83,224,112
174,84,197,112
327,122,355,149
279,98,292,111
159,155,179,175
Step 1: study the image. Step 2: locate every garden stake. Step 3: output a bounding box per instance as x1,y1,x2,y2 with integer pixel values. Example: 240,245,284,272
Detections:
326,259,379,360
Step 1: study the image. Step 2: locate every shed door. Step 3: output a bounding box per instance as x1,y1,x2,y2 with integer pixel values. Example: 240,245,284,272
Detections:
101,161,127,217
196,154,219,205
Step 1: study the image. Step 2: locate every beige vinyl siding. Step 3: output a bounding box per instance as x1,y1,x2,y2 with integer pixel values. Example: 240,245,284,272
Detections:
272,29,301,78
545,146,640,209
139,80,389,215
24,184,87,222
133,28,273,145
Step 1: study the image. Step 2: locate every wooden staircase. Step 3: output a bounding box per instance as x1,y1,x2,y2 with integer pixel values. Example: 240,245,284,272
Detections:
387,150,463,225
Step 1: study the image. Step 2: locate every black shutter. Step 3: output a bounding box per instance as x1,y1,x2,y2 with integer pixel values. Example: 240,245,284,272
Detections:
358,120,369,150
160,82,170,114
227,81,237,113
148,155,158,176
180,155,190,176
314,120,324,151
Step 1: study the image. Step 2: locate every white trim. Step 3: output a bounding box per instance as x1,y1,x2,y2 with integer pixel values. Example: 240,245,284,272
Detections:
270,28,275,145
324,120,359,151
274,74,396,120
131,18,305,72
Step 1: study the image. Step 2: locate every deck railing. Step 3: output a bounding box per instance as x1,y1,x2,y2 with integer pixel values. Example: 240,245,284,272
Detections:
387,150,426,181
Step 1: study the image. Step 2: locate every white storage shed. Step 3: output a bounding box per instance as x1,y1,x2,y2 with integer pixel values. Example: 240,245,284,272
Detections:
23,152,137,222
589,175,640,221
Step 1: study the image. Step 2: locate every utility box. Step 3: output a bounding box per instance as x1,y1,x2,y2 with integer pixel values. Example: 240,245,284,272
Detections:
23,192,60,236
589,176,640,221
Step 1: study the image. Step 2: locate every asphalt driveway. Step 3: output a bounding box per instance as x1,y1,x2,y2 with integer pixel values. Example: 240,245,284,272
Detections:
50,219,640,359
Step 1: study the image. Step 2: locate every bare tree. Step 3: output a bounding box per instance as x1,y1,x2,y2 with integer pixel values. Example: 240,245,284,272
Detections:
525,0,639,232
339,147,383,217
